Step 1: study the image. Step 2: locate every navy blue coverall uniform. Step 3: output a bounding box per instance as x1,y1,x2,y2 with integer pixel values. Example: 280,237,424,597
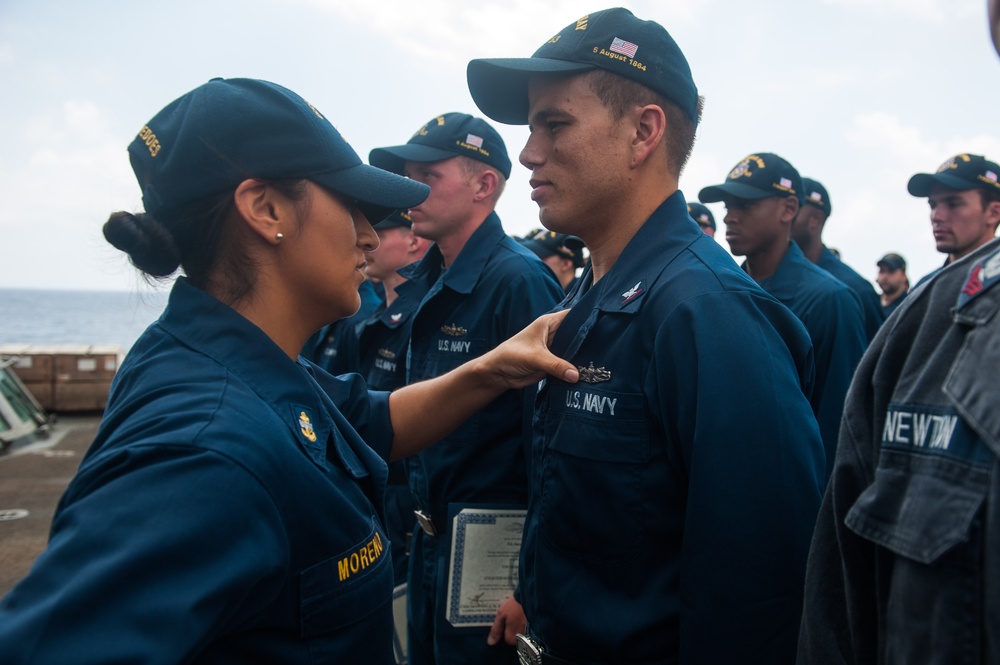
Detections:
356,296,422,585
0,278,398,664
395,213,563,665
520,193,826,665
817,245,885,342
799,237,1000,664
756,241,868,478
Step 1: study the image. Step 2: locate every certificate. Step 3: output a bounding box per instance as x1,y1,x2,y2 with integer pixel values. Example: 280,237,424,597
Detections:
445,506,527,627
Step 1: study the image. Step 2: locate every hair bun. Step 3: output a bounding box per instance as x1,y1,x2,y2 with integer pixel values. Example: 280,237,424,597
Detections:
103,211,181,277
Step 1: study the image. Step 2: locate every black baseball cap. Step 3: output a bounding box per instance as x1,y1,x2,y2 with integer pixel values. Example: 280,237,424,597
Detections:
369,112,512,179
877,253,907,272
467,7,698,126
373,209,412,230
907,154,1000,197
519,228,587,268
698,153,803,204
687,202,716,230
802,178,832,216
127,78,428,225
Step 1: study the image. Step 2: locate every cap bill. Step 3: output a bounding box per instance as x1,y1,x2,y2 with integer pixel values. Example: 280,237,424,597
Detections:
314,162,429,225
468,58,596,125
369,144,463,175
698,181,776,204
907,172,976,197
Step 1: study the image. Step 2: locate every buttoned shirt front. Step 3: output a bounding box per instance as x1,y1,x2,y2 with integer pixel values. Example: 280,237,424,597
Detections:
521,193,826,664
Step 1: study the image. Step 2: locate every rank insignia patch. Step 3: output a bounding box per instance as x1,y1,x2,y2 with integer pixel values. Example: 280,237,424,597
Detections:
299,411,317,443
957,249,1000,310
621,281,643,304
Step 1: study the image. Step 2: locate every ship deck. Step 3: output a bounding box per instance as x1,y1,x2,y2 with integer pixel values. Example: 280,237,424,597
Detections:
0,413,101,596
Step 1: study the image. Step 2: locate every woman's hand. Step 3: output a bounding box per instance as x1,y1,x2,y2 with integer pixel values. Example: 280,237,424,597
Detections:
475,310,580,391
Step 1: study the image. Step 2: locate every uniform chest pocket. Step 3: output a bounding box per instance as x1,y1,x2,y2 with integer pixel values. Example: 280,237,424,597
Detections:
539,389,651,565
299,521,394,637
845,451,989,564
422,336,486,375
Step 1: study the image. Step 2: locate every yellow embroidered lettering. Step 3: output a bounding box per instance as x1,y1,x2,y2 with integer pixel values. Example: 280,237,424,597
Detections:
306,102,325,120
336,533,386,582
137,126,161,157
597,49,627,63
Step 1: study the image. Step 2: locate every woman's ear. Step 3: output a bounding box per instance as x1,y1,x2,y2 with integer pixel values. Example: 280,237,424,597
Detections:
233,179,285,245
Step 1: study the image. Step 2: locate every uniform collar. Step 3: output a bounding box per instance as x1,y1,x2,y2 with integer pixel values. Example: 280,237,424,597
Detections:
818,245,839,268
569,191,699,314
398,212,506,295
158,278,337,471
955,238,1000,314
756,241,810,300
374,299,415,329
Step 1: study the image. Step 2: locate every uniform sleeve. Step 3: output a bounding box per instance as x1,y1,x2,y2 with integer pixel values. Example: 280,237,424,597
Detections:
0,446,288,665
652,291,826,664
797,339,883,664
859,285,886,342
492,265,565,459
806,288,868,477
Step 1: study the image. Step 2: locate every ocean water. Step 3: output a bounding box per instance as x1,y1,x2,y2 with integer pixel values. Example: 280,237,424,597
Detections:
0,288,170,357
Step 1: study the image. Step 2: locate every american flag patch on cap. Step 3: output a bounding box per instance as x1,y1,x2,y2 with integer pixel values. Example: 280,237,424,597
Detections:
609,37,638,58
780,177,792,189
466,134,484,148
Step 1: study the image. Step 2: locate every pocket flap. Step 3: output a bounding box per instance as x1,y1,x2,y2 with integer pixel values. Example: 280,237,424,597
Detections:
845,463,986,564
299,521,392,636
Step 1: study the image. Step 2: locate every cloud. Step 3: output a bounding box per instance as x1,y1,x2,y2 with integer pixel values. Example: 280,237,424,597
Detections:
821,0,979,22
845,112,938,162
1,98,137,225
292,0,704,61
831,111,1000,285
846,111,1000,167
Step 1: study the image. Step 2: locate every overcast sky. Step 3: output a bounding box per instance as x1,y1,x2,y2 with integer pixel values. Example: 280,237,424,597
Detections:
1,0,998,292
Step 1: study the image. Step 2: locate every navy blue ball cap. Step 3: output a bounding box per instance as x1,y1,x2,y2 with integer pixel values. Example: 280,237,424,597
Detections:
368,112,512,179
907,153,1000,197
373,209,412,230
698,153,803,204
467,7,698,126
877,252,906,272
519,228,586,268
802,177,832,216
127,77,428,225
686,202,716,230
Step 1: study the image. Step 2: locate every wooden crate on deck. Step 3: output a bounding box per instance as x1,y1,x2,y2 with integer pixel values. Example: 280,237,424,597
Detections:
0,344,122,412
